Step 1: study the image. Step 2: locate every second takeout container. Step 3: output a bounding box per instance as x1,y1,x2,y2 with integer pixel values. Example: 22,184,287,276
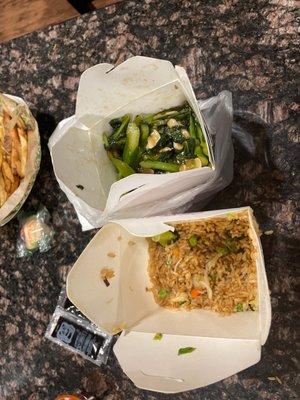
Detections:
0,94,41,226
67,207,271,393
49,56,218,229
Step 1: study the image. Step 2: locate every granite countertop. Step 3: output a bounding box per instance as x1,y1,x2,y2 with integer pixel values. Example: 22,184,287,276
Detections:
0,0,298,399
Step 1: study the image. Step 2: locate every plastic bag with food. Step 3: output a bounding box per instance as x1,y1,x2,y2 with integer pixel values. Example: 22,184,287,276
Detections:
49,58,233,230
16,206,55,257
0,93,41,225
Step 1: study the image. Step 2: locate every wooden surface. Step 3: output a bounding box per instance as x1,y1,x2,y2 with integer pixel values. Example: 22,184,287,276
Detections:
0,0,122,43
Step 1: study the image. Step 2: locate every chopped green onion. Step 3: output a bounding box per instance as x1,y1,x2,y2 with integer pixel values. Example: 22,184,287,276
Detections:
210,273,218,284
188,234,198,247
152,231,178,246
225,237,238,253
227,212,237,220
235,303,244,312
178,347,196,355
153,333,163,341
158,289,170,300
166,258,173,268
216,247,229,256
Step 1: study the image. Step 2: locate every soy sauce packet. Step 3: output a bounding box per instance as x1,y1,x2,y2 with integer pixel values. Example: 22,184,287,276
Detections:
45,286,112,365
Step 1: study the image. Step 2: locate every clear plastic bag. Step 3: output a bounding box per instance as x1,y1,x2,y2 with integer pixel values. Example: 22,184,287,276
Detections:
16,206,55,257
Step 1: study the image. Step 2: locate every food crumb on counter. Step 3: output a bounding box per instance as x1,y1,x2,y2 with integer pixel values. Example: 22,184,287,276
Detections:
117,236,122,241
106,298,113,304
107,251,116,258
128,240,136,246
268,376,282,384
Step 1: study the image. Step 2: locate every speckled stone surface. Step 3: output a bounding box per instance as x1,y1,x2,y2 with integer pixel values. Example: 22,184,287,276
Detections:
0,0,299,399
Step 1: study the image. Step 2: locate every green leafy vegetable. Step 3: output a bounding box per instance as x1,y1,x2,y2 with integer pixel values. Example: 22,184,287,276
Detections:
110,157,135,178
178,347,196,355
123,122,140,168
235,303,244,312
195,123,204,142
104,103,211,178
140,160,180,173
103,133,109,148
189,113,196,138
201,141,209,156
111,114,130,140
134,114,143,126
158,289,170,300
153,333,163,341
188,234,198,247
140,123,150,149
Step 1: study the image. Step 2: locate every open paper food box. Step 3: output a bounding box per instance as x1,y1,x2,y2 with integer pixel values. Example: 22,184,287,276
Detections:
49,56,216,230
0,94,40,226
67,207,271,393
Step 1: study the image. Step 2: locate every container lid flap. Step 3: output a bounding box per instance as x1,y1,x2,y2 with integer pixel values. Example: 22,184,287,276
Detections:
114,331,261,393
76,56,182,119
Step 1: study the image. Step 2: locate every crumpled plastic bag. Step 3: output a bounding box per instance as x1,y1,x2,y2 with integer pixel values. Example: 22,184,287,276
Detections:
49,91,233,230
16,206,55,257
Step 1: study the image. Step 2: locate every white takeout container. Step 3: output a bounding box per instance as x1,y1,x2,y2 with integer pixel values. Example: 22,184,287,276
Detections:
67,207,271,393
49,57,216,230
0,94,41,226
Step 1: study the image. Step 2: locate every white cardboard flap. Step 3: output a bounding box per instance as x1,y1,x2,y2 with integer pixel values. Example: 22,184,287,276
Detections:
114,333,261,393
67,223,158,334
76,57,185,119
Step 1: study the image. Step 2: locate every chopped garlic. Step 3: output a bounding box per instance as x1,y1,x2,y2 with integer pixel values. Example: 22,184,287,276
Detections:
146,130,160,150
181,129,190,138
173,142,183,151
159,147,172,153
167,118,179,128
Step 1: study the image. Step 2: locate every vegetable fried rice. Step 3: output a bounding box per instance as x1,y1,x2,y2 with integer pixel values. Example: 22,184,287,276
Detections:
148,212,258,315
